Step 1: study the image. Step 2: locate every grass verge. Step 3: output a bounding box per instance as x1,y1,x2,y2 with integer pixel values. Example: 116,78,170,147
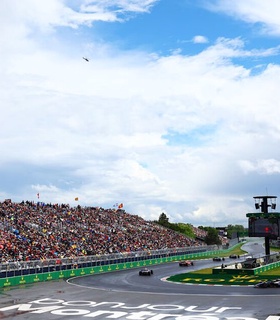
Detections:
170,242,280,285
166,271,280,286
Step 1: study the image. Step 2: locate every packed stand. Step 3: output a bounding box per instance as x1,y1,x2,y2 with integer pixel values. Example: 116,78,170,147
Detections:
0,200,208,263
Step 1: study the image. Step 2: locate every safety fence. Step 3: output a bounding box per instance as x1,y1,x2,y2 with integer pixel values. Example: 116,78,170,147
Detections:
0,245,230,288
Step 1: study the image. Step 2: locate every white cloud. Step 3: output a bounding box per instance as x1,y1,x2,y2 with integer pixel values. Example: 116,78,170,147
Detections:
239,159,280,175
206,0,280,36
1,0,280,227
80,0,158,15
192,35,209,44
32,184,60,193
0,0,159,34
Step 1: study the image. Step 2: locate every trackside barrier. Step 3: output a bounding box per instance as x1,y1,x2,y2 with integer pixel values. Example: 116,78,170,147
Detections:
210,260,280,276
254,260,280,275
212,252,280,276
213,267,255,275
0,249,230,288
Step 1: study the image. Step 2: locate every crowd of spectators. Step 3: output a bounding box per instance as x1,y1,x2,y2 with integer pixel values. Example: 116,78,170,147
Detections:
0,200,220,263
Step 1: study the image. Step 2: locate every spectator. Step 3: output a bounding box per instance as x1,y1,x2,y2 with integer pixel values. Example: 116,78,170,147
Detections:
0,200,212,263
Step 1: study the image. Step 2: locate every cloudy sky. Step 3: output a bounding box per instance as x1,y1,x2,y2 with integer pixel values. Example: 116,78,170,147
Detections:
1,0,280,227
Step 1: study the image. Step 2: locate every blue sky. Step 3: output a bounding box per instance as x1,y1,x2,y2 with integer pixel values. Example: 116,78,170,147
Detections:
96,1,235,50
2,0,280,227
82,0,280,64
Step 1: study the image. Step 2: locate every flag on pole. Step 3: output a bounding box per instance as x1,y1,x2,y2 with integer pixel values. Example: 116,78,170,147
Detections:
118,203,123,209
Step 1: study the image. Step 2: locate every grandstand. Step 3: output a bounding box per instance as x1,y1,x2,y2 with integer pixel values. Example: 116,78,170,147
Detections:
0,200,227,264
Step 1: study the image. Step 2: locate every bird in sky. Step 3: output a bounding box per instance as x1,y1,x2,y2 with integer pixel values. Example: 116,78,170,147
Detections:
82,57,89,62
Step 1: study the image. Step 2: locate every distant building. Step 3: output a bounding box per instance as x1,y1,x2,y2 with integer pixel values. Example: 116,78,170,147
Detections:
216,227,227,237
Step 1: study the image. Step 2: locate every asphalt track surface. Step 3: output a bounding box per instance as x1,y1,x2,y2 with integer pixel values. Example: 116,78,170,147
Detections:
1,239,280,319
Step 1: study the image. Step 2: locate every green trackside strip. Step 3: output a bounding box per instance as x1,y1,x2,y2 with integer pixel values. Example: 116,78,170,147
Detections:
0,259,162,289
0,243,246,289
166,272,280,286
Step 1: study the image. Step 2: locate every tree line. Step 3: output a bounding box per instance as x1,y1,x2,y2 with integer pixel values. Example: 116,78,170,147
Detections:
154,212,247,245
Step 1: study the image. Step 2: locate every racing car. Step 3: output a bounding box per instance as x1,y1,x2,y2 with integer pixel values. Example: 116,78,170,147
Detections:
213,257,224,261
179,260,194,267
254,279,280,288
139,268,153,276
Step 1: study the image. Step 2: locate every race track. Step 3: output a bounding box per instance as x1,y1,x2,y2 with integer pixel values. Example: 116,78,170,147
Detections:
1,240,280,319
67,259,277,296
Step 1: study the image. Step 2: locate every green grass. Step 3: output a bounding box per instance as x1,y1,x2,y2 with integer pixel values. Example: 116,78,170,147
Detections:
179,242,280,278
261,268,280,275
205,242,247,259
167,271,280,286
270,246,280,252
166,242,280,285
186,242,280,277
187,242,247,262
191,268,213,275
226,242,247,255
169,242,280,285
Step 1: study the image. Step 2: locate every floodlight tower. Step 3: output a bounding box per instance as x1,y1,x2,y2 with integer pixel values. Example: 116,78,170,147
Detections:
253,195,277,255
254,196,277,213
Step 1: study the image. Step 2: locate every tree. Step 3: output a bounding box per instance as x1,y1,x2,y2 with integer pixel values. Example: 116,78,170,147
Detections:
173,223,195,238
158,212,169,227
227,224,246,238
204,227,221,245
